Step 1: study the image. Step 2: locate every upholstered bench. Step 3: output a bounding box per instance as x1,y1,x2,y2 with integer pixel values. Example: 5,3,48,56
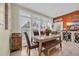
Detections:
43,39,62,56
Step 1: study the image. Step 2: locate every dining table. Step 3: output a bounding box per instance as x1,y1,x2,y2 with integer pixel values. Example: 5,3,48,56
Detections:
33,34,62,56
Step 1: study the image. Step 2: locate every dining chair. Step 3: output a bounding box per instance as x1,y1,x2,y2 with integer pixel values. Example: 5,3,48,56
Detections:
33,31,39,36
40,31,45,35
24,32,38,56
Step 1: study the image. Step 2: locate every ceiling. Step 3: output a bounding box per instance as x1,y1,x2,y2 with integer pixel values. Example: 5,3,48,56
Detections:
16,3,79,18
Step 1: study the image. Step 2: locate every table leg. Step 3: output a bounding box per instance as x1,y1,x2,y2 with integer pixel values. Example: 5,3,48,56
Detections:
59,37,62,48
60,42,62,48
38,42,42,56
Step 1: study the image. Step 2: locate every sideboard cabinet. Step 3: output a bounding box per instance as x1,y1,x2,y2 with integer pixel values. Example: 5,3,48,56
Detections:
10,33,22,52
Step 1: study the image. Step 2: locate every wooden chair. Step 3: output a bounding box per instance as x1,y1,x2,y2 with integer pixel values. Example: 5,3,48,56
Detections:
24,32,38,56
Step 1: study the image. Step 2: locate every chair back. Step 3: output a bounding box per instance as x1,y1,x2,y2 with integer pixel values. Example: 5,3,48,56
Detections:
24,32,30,48
40,31,45,35
33,31,39,36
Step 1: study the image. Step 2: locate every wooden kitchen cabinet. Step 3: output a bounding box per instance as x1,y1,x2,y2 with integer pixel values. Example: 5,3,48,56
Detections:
10,33,22,52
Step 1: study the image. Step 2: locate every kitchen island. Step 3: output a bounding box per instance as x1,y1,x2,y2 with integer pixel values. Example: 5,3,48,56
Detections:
62,30,79,43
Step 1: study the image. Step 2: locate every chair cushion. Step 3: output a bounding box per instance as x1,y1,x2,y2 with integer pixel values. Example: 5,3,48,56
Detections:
44,39,61,49
30,44,38,49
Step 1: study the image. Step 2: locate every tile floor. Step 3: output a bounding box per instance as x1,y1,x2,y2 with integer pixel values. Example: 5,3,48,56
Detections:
10,41,79,56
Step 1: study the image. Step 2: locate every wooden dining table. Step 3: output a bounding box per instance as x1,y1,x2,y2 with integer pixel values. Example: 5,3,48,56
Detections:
33,34,62,56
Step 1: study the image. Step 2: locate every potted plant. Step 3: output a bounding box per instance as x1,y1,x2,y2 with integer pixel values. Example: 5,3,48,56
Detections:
45,28,51,36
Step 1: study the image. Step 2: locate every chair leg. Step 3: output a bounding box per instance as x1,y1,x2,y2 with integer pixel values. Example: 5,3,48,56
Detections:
47,50,50,56
27,47,30,56
27,47,28,53
28,49,30,56
60,43,62,49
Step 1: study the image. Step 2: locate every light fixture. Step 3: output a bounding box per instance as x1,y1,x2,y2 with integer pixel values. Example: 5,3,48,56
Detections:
66,22,73,25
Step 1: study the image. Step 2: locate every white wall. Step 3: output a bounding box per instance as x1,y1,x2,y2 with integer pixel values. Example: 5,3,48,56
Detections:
0,4,10,56
11,4,20,33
